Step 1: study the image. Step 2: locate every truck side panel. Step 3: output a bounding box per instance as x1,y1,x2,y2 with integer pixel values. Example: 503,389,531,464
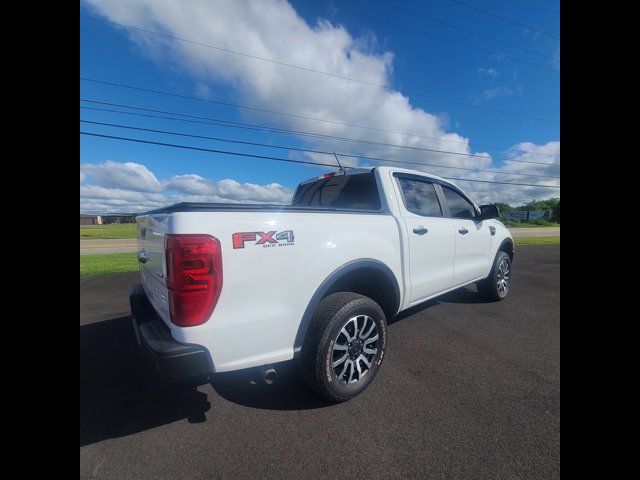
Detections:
161,210,402,372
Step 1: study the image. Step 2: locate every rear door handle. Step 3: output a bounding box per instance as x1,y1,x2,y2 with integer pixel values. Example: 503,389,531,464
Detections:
413,226,428,235
458,228,469,235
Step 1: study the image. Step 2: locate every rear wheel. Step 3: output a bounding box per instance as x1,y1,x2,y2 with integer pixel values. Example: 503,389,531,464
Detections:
300,292,387,402
477,251,511,301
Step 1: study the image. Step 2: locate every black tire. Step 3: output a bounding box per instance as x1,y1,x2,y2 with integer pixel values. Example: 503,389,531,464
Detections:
477,251,512,301
300,292,387,402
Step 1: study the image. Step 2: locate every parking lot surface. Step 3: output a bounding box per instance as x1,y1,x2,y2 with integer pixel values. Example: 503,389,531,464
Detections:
80,245,560,479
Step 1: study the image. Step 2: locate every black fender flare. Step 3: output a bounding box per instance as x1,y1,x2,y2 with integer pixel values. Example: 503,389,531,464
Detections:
293,258,400,357
498,237,514,260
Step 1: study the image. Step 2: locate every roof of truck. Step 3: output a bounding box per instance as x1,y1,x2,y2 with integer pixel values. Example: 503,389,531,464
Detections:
298,166,460,190
297,167,374,185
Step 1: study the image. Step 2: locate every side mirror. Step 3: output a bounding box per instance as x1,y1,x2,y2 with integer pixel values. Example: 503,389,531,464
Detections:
479,204,500,220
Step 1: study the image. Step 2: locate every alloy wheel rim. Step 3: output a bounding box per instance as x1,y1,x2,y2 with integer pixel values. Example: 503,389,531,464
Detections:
331,315,379,384
496,258,510,295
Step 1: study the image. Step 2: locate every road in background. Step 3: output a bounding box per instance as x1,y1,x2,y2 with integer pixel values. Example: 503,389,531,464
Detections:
80,245,560,479
80,238,138,255
510,227,559,237
80,227,560,255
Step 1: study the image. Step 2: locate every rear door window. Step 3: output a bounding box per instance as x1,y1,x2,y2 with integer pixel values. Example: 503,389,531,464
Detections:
396,177,443,217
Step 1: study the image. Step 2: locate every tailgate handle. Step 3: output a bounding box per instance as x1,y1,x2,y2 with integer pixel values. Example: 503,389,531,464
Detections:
137,249,150,263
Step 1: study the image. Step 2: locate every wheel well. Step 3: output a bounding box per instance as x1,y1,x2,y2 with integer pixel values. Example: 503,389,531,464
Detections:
293,259,400,357
323,267,399,319
500,238,514,260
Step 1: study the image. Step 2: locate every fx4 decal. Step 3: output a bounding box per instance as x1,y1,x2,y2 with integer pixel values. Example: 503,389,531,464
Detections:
232,230,295,249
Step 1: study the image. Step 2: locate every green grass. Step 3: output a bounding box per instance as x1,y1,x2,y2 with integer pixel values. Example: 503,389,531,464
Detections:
80,253,138,275
504,220,560,228
514,236,560,245
80,224,137,240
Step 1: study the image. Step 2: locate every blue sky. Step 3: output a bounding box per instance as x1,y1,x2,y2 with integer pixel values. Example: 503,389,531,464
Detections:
80,0,559,213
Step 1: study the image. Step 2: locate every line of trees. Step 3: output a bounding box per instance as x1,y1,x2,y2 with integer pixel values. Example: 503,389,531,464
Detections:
493,198,560,223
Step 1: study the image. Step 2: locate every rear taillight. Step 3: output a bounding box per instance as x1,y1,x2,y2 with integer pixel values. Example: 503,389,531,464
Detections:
165,234,223,327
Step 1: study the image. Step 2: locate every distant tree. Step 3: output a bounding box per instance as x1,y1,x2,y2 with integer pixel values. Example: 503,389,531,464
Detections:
522,198,560,212
494,202,514,213
552,201,560,222
492,198,560,224
491,203,512,222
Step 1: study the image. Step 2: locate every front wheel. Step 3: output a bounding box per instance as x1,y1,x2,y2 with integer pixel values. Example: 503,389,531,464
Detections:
477,251,512,301
300,292,387,402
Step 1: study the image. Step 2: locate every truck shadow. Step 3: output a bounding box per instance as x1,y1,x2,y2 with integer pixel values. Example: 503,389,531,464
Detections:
389,285,491,325
80,316,211,447
208,289,490,409
438,285,496,304
81,286,492,438
80,316,333,445
209,360,334,411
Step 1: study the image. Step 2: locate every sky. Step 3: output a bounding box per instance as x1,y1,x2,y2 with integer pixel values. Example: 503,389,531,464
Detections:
79,0,560,214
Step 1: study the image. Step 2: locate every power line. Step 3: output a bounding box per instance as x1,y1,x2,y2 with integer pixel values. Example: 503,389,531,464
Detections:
79,131,560,189
80,16,559,123
80,98,560,167
373,0,551,58
446,0,560,40
80,77,558,158
79,119,561,179
81,130,339,169
313,0,557,73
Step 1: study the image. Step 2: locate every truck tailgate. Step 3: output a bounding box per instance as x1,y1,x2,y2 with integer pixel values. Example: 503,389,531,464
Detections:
137,214,171,325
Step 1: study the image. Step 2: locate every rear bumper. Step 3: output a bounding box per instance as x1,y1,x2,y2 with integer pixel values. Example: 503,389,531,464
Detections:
129,283,213,378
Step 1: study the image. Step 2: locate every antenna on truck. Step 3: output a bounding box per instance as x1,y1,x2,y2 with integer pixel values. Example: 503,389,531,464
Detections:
333,151,345,172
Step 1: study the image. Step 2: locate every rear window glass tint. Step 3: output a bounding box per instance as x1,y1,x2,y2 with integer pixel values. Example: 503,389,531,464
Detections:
292,173,381,210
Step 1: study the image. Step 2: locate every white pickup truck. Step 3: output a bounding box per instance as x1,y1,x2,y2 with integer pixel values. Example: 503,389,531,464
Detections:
130,166,513,401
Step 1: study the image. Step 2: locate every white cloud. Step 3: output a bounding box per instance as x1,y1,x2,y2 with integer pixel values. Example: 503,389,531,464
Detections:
454,141,560,205
80,161,292,213
83,0,559,206
478,67,498,79
479,85,514,102
165,174,215,195
80,160,163,192
213,179,291,203
84,0,476,166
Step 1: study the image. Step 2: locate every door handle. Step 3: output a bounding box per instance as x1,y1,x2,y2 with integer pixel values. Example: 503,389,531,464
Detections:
137,250,149,263
413,226,428,235
458,227,469,235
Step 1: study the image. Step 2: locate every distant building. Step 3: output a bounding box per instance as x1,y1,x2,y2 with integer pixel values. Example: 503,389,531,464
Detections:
100,215,136,224
80,214,102,225
80,214,136,225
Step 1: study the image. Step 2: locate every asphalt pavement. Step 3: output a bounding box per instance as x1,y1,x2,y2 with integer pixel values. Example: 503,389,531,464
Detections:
80,245,560,479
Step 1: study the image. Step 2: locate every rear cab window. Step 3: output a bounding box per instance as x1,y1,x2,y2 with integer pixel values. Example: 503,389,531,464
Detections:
292,172,381,210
